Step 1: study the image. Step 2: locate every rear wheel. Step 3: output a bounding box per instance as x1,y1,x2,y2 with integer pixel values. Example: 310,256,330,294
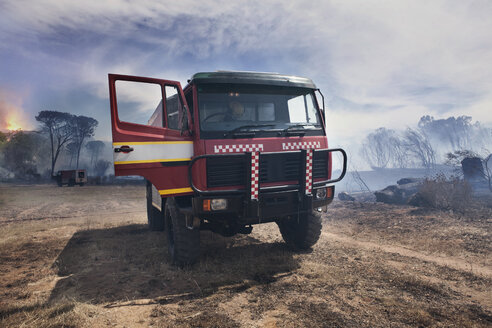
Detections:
164,197,200,266
277,211,322,250
146,180,164,231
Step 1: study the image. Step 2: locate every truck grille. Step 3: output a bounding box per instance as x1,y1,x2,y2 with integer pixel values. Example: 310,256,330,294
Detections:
313,151,328,178
207,156,246,188
259,152,301,183
206,150,328,188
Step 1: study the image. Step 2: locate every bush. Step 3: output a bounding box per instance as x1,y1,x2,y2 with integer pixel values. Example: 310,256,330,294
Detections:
410,175,472,211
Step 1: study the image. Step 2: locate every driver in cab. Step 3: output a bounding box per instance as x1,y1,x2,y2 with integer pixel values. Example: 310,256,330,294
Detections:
226,101,245,121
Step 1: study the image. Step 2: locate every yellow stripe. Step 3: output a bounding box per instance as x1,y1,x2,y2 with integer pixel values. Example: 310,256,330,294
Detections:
159,187,193,195
114,158,191,165
113,141,193,146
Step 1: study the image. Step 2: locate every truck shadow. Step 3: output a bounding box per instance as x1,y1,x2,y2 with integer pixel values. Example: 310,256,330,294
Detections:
48,224,299,305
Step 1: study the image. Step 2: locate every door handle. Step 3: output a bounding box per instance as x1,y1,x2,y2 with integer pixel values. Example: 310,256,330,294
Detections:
114,145,134,153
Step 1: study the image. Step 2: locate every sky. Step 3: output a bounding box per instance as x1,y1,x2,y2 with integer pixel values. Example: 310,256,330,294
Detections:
1,0,492,150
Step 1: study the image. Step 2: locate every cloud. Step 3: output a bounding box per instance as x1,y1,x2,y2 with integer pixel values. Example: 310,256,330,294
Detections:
1,0,491,142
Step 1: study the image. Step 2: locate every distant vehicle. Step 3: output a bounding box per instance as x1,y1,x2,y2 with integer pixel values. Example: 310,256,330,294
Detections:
56,169,87,187
108,71,347,266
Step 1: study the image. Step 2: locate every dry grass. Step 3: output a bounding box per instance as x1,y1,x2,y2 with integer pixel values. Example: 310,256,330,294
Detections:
0,184,491,327
411,175,473,211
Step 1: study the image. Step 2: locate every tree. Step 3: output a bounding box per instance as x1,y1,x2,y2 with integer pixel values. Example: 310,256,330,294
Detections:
0,131,6,164
0,131,6,144
418,115,473,150
388,134,408,168
361,128,391,168
35,111,75,176
404,128,436,169
2,131,48,179
66,142,78,167
85,140,105,166
361,128,406,169
71,116,98,169
471,124,492,152
0,131,7,162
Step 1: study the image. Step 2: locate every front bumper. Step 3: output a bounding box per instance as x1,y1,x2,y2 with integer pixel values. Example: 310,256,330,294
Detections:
188,148,346,223
191,186,335,223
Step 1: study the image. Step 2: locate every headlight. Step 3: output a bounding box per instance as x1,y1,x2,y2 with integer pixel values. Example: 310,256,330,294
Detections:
211,198,228,210
203,198,228,211
315,188,327,200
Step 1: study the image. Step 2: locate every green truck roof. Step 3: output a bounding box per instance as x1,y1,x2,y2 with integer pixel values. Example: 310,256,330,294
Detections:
190,71,317,89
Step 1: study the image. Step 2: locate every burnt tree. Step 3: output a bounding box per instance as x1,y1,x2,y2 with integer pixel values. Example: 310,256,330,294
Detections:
403,128,436,169
35,110,75,176
72,116,98,169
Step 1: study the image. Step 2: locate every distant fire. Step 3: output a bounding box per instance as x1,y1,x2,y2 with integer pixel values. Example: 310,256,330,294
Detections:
0,109,26,132
0,89,31,132
6,116,23,131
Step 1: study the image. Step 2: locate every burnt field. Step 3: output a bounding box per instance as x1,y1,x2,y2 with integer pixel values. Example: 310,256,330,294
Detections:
0,184,491,327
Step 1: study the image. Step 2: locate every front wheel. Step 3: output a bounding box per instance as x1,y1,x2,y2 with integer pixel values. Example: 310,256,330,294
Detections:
277,211,322,250
164,197,200,266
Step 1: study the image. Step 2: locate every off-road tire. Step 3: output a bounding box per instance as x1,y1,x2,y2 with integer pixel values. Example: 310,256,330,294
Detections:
164,197,200,266
146,181,164,231
277,211,322,250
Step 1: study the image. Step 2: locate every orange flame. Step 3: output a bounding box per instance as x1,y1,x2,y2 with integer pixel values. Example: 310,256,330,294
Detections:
6,117,22,131
0,102,31,132
1,110,24,132
0,90,31,132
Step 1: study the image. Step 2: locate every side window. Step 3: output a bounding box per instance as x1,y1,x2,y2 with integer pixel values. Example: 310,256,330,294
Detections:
165,86,181,130
287,94,319,124
305,94,318,123
287,95,307,123
115,80,163,126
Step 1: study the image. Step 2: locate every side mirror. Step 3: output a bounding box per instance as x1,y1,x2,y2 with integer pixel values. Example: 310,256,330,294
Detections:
315,89,325,122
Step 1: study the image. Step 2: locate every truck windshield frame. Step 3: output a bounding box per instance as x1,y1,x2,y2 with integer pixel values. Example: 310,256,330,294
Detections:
196,84,324,139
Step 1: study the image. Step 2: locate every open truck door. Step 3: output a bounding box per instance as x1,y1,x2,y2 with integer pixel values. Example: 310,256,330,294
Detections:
108,73,194,196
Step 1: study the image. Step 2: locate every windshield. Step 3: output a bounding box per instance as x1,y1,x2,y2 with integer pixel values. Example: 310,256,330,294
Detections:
197,84,323,138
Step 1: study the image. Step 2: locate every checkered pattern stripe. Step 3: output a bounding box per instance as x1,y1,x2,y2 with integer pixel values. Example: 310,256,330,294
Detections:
214,144,264,153
251,152,259,200
305,149,313,195
282,141,321,150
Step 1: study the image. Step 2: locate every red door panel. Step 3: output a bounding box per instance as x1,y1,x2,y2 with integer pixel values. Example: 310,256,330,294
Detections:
108,73,194,196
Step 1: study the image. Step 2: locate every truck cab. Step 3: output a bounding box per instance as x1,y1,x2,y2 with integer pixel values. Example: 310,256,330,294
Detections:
109,71,346,266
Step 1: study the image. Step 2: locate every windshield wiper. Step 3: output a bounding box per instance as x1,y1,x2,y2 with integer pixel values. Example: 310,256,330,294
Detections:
283,123,316,131
224,124,276,137
283,123,321,136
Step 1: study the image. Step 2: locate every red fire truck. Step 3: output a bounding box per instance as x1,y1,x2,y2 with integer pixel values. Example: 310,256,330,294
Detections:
56,169,87,187
109,71,346,266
